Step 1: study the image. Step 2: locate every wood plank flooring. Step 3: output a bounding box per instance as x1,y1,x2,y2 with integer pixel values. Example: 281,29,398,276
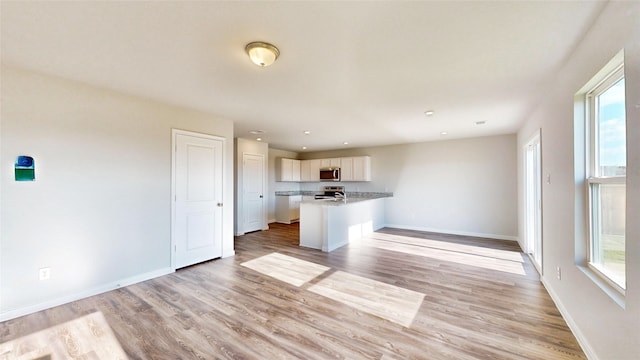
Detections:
0,224,586,359
1,311,128,359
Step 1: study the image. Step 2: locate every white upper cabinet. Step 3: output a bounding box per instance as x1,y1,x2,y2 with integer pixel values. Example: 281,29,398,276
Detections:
280,156,370,182
340,156,371,182
278,158,301,182
300,159,321,182
320,158,341,168
340,157,353,181
292,159,301,181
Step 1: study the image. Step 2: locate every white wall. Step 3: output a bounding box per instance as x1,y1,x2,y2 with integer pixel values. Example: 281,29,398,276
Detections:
234,138,269,235
300,134,518,240
267,148,300,223
0,65,235,320
516,2,639,359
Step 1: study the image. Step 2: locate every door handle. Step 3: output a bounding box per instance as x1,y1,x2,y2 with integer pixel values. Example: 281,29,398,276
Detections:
217,203,223,207
259,195,263,198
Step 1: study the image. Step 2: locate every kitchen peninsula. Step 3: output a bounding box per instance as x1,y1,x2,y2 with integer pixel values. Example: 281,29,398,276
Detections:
299,192,392,252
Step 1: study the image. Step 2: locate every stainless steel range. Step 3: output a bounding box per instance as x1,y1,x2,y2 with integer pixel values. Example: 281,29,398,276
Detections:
314,186,346,200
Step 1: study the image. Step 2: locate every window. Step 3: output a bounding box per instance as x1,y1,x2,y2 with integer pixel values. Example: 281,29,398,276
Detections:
586,64,626,292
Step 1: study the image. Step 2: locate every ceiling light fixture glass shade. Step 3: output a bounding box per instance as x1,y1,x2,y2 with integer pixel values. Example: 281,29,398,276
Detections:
245,41,280,67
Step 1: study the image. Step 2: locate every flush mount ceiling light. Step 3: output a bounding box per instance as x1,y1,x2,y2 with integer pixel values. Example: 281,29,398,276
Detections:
424,110,435,117
245,41,280,67
249,130,265,135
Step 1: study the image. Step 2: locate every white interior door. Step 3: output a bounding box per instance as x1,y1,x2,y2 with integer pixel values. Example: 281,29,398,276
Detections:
173,130,224,269
524,131,542,273
243,153,265,233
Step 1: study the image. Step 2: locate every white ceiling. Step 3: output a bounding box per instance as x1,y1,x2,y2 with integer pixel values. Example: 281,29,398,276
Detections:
1,1,605,152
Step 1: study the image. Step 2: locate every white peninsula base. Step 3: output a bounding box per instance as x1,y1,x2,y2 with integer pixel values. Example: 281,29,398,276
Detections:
299,198,386,252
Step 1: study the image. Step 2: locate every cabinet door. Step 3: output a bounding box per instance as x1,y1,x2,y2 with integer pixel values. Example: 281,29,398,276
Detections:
300,160,311,181
278,158,302,182
309,159,321,182
292,160,301,182
320,158,331,168
290,195,301,220
275,196,289,223
353,156,371,181
341,157,354,181
279,158,293,181
320,158,341,168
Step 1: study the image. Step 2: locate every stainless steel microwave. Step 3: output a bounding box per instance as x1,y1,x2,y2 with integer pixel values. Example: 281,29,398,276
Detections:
320,167,340,182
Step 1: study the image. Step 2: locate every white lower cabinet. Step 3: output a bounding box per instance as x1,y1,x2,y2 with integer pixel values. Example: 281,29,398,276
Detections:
275,195,301,224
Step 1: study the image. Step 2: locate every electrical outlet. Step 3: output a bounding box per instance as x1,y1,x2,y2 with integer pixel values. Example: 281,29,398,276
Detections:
39,267,51,281
556,266,561,280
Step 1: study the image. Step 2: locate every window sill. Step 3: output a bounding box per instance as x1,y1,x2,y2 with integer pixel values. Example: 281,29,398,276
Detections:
578,265,626,309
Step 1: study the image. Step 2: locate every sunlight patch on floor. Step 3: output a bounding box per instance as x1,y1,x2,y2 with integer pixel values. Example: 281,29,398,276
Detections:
365,234,527,276
0,311,127,359
241,253,425,327
241,252,330,287
308,271,425,327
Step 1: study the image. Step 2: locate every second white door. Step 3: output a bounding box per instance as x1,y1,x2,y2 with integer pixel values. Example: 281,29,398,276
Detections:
243,153,265,233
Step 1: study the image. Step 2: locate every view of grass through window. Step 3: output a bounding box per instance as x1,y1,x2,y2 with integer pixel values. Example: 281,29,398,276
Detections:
591,75,626,289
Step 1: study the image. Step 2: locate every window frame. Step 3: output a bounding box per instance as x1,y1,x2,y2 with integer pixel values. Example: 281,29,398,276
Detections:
585,64,626,294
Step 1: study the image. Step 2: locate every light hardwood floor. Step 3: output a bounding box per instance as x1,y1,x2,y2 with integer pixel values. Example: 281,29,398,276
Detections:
1,224,586,359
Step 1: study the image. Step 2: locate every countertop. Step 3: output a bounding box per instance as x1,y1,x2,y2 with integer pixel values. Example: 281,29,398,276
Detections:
299,192,393,206
276,191,393,199
274,191,317,196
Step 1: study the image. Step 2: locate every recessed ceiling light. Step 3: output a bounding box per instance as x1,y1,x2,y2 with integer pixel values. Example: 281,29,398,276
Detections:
424,110,435,116
303,131,311,135
249,130,265,135
343,141,349,145
256,137,262,141
475,121,487,125
302,146,307,150
440,131,448,135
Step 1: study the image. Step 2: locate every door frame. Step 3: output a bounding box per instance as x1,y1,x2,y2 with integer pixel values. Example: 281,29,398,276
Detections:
523,129,543,274
171,129,226,271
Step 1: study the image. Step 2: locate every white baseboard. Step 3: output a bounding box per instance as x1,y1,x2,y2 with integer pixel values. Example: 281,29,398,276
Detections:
0,267,173,322
541,278,597,360
384,223,518,241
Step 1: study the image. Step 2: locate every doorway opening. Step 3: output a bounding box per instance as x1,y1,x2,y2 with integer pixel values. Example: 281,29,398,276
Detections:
524,130,542,273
